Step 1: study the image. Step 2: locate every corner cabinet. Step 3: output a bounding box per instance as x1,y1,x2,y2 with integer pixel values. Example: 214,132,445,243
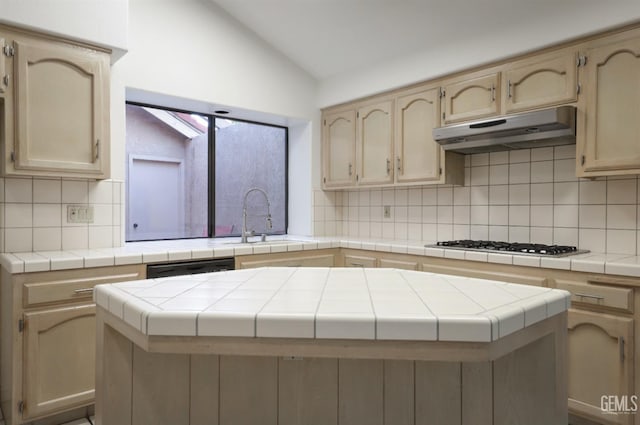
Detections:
0,26,111,179
321,89,463,190
577,30,640,177
0,264,146,425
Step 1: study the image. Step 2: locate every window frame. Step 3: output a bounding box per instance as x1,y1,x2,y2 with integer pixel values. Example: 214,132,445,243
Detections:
125,101,289,241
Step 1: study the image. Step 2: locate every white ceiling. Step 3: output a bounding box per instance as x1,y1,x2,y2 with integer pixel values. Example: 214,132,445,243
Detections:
210,0,640,81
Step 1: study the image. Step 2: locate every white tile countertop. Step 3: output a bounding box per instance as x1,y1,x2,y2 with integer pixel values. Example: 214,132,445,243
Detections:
94,267,570,343
3,235,640,279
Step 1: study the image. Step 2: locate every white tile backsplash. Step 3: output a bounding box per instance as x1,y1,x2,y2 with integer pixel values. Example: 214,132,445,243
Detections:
5,178,32,203
607,179,637,204
62,180,89,204
314,152,640,255
1,178,123,253
33,179,62,203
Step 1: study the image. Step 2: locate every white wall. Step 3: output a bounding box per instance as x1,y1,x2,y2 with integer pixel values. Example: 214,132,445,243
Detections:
317,4,640,107
113,0,319,236
0,0,128,59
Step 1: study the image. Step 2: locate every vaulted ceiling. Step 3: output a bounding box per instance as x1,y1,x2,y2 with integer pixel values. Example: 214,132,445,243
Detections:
210,0,640,80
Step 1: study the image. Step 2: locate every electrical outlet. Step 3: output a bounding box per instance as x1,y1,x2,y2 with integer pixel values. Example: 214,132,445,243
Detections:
383,205,391,219
67,205,94,223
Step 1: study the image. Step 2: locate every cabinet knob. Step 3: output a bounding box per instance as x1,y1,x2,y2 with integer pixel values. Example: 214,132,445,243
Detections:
133,223,138,229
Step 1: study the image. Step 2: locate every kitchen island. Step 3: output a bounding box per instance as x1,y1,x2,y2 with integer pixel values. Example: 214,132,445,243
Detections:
93,267,570,425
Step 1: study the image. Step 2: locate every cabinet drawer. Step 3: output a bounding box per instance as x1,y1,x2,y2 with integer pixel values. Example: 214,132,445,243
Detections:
344,255,377,268
379,258,418,270
554,279,633,313
21,265,146,307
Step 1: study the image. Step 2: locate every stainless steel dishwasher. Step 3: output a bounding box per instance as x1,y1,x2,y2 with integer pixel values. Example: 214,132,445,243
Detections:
146,257,234,278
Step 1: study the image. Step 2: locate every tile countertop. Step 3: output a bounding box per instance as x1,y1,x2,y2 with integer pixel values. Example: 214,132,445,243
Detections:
1,235,640,278
94,267,570,342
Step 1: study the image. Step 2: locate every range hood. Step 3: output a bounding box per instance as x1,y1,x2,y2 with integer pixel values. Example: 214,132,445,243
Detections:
432,106,576,154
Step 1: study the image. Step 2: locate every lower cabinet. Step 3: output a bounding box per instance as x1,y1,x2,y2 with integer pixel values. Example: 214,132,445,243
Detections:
235,249,338,269
567,309,634,425
22,305,96,420
0,264,146,425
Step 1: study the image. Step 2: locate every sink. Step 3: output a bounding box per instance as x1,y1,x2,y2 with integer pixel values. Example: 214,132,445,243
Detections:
218,239,302,246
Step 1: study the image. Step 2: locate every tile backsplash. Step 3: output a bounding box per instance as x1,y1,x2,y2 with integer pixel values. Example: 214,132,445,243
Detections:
314,145,640,255
0,177,123,253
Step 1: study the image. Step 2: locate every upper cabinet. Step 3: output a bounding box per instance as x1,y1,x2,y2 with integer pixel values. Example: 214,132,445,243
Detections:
441,72,500,125
0,26,111,179
356,100,393,186
322,24,640,188
321,88,464,190
322,109,356,188
395,86,463,184
577,30,640,177
503,49,578,114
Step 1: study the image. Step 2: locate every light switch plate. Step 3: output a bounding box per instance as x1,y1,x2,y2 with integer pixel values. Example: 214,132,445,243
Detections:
67,205,94,223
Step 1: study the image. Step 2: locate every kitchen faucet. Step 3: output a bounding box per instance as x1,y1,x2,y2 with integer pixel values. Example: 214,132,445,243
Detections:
241,187,272,243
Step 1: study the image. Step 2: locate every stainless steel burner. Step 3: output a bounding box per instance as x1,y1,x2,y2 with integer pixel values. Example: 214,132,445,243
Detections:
426,240,589,257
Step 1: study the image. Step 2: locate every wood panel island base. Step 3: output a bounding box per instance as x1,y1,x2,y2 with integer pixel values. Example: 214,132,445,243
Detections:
93,267,570,425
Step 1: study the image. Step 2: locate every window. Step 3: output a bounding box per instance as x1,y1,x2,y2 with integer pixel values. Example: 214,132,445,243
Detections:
125,103,287,242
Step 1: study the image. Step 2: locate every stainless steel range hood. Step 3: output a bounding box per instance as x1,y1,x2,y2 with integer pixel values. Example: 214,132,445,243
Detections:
432,106,576,154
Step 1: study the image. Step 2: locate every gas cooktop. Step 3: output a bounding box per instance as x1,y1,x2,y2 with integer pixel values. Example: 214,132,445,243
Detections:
426,240,589,257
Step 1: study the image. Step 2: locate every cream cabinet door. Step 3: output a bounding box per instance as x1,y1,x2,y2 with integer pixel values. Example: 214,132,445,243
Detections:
442,73,499,124
23,304,96,420
0,37,8,94
504,50,578,113
13,39,109,178
322,110,356,188
395,88,443,183
578,36,640,176
567,309,634,425
357,101,393,186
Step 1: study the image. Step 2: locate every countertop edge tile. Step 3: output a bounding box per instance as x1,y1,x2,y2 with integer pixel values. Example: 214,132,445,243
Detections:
437,315,492,342
147,311,197,336
142,251,169,263
198,311,255,337
256,312,315,338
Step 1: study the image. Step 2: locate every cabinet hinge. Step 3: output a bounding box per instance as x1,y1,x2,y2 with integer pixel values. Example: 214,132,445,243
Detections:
3,43,15,57
323,177,326,184
323,119,326,126
356,174,359,182
442,112,445,121
439,88,446,98
576,83,581,95
356,112,359,119
10,151,15,162
2,75,9,86
18,318,24,333
439,167,443,175
18,401,24,414
581,155,585,166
